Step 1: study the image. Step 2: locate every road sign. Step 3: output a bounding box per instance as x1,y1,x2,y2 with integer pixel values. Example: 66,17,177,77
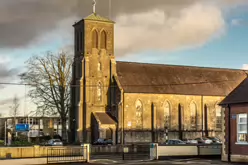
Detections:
15,124,30,132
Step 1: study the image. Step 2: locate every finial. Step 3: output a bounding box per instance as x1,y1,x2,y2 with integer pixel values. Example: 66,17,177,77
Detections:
93,0,96,14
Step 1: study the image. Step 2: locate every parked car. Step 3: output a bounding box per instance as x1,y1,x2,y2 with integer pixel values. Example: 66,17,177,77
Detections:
183,138,198,144
104,139,113,145
93,138,113,145
166,139,186,145
194,137,213,144
47,139,63,146
206,137,222,144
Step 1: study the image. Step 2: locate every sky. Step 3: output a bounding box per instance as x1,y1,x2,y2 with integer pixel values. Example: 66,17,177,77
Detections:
0,0,248,116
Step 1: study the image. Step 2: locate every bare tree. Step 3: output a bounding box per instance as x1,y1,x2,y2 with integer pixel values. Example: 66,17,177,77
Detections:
9,95,20,125
20,51,72,141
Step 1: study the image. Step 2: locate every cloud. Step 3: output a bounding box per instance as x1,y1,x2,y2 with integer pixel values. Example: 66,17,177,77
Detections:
0,0,246,54
231,19,242,26
115,3,225,56
242,64,248,70
0,97,14,106
0,55,22,89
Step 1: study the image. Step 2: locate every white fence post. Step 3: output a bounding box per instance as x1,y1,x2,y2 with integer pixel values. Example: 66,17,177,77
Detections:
150,143,158,160
83,144,90,162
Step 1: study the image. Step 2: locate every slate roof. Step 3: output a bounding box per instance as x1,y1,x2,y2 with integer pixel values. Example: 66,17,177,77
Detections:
84,13,114,23
116,61,248,96
219,78,248,105
94,112,116,125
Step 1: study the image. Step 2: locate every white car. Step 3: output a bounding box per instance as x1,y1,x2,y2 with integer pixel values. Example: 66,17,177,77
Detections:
47,139,63,146
194,137,213,144
185,139,198,144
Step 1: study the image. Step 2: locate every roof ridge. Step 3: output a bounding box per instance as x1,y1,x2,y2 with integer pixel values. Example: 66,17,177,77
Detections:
84,13,114,23
116,60,246,72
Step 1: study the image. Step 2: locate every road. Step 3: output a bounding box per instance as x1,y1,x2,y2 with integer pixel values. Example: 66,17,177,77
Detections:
0,157,246,165
50,158,248,165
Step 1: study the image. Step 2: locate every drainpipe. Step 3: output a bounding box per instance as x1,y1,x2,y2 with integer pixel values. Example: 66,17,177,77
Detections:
227,104,231,162
201,95,204,137
121,91,124,145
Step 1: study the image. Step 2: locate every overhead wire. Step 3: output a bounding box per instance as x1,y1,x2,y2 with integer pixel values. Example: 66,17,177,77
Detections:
0,79,238,88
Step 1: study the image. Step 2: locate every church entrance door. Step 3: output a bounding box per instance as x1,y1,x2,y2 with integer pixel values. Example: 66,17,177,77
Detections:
105,128,112,139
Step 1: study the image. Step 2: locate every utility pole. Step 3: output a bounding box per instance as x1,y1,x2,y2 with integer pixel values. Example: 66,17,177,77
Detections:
109,0,112,19
4,120,6,146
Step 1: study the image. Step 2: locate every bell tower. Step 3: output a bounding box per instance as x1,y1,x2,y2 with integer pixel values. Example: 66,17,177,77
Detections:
70,0,116,143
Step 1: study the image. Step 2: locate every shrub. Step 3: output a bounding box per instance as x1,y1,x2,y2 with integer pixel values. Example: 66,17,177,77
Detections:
0,140,4,146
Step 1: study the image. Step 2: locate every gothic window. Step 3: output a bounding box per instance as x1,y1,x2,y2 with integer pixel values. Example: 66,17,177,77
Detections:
92,30,98,48
97,62,102,71
215,104,222,130
97,82,102,101
135,100,143,129
100,30,107,49
164,101,171,129
190,102,197,129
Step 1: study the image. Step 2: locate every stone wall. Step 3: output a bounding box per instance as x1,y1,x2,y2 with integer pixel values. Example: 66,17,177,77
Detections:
122,93,224,140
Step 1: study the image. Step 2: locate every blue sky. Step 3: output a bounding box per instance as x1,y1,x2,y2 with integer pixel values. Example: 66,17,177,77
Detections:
119,9,248,69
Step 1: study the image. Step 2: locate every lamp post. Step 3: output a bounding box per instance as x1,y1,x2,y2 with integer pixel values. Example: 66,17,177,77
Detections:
4,120,7,146
26,111,35,142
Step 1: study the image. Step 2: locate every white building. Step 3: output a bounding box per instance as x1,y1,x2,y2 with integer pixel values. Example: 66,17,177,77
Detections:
0,116,68,139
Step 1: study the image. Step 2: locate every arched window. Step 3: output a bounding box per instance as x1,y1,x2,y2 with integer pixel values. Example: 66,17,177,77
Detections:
97,62,101,71
164,101,171,129
190,102,197,129
92,30,98,48
135,100,143,129
215,104,222,130
100,30,107,49
97,82,102,101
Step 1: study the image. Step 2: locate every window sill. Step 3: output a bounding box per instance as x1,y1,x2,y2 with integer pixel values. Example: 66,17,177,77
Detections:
235,142,248,145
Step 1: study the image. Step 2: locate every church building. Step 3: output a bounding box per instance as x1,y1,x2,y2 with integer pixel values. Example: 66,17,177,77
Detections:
69,8,248,144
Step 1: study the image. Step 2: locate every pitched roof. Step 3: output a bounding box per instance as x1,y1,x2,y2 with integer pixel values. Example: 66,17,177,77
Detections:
93,112,116,125
84,13,114,23
219,78,248,105
116,61,248,96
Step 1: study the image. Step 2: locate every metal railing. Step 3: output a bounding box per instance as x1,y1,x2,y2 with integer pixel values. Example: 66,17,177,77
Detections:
47,147,87,164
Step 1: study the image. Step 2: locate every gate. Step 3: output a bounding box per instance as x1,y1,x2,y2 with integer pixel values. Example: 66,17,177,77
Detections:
47,147,88,164
123,144,150,160
91,145,123,160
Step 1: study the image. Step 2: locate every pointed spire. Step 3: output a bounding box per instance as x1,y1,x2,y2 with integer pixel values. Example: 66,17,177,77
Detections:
93,0,96,14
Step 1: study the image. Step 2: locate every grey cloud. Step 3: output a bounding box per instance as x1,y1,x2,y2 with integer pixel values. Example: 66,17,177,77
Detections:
0,65,18,78
0,55,22,89
0,97,14,106
0,0,199,49
0,0,246,52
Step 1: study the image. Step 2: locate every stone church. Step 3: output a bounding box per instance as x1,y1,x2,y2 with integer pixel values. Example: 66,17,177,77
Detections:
69,10,248,144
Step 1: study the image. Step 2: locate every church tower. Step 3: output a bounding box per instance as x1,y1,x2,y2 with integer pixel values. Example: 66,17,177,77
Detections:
70,0,117,143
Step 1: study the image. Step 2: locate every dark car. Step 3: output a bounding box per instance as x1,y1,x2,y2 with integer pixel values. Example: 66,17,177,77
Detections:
93,138,113,145
166,139,186,145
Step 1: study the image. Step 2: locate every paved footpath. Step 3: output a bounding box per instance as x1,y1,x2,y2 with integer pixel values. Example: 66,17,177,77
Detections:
90,158,247,165
0,158,47,165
